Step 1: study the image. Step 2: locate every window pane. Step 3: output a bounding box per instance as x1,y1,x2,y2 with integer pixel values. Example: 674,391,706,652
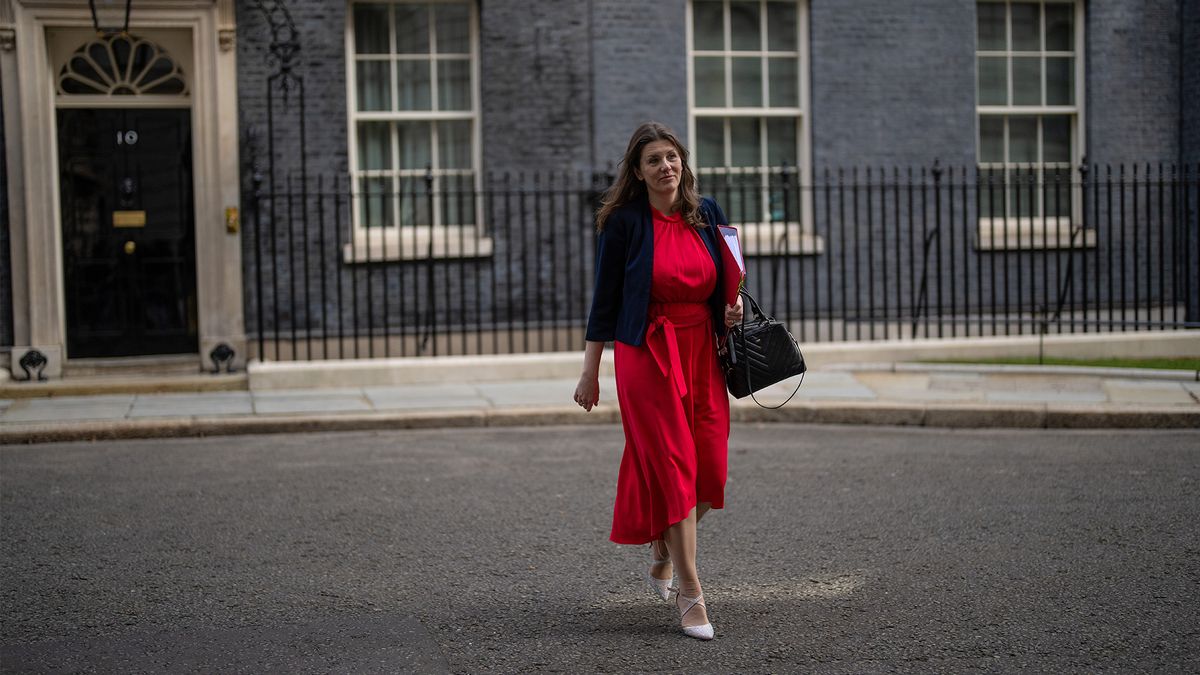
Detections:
1045,56,1073,105
730,117,760,167
397,121,432,169
693,0,724,50
766,2,797,51
1011,56,1041,105
1042,115,1071,162
1045,4,1073,51
977,56,1007,105
768,57,798,107
437,59,471,110
694,57,725,107
726,173,762,222
357,121,392,170
399,177,432,226
1011,3,1041,51
356,61,391,111
1045,166,1071,217
696,117,725,168
354,4,390,54
437,120,472,169
731,57,762,106
360,177,395,228
978,168,1005,218
434,3,470,54
730,1,761,51
766,117,797,167
1008,166,1036,217
977,3,1006,50
396,60,432,110
979,116,1004,163
440,174,476,226
395,4,431,54
1008,116,1037,163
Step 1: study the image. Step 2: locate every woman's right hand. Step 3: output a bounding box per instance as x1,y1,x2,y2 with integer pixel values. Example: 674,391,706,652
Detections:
574,374,600,412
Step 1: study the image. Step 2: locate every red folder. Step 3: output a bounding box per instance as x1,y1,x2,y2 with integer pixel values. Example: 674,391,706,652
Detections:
718,225,745,306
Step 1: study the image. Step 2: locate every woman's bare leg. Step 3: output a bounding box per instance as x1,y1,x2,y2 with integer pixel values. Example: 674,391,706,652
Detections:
663,507,708,628
649,538,672,580
652,502,711,583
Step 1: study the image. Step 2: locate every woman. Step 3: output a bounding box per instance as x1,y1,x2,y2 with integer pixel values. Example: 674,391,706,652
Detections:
574,122,742,641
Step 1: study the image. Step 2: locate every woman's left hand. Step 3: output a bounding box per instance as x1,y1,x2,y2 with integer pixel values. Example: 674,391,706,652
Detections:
724,295,744,327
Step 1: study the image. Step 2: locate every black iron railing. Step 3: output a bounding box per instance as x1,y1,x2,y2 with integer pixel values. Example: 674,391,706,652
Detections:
243,165,1200,361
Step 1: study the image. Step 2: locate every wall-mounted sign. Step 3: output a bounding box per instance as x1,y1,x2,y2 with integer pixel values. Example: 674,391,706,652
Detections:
112,210,146,228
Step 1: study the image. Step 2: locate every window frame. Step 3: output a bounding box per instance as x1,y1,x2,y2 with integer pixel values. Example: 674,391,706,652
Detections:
686,0,819,256
343,0,490,261
975,0,1090,250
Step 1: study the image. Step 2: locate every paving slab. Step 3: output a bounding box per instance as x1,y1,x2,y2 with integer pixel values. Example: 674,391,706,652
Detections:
362,383,488,410
0,395,135,422
927,372,986,391
252,390,373,415
128,392,255,418
856,372,987,402
986,388,1109,404
783,372,875,400
1103,379,1198,406
1183,381,1200,400
476,378,602,408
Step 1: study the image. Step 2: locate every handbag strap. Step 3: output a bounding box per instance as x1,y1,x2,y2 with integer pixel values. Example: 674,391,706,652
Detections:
737,290,805,410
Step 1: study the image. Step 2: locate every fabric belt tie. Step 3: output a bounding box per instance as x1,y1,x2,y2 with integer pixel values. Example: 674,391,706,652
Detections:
644,302,710,399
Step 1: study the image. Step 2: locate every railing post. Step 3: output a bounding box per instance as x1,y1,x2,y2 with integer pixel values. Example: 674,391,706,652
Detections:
423,165,436,355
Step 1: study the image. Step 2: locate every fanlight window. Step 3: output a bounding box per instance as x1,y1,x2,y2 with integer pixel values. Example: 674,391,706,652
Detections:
57,34,187,96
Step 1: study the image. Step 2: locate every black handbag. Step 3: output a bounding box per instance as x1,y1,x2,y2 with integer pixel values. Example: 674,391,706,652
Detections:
720,290,806,408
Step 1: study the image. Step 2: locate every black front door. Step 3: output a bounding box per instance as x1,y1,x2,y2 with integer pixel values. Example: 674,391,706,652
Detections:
58,108,198,358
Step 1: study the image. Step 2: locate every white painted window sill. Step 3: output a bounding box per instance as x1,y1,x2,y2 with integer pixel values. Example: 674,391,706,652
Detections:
738,222,824,256
341,226,494,262
975,218,1096,251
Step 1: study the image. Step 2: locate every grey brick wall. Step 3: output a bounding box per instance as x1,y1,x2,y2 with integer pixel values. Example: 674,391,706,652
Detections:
809,0,978,170
235,0,349,183
1183,0,1199,322
0,71,12,348
1086,0,1180,165
590,0,689,169
479,0,593,173
1184,0,1200,168
230,0,1194,350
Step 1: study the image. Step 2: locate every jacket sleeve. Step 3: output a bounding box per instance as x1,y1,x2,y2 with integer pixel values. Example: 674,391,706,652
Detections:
584,215,627,342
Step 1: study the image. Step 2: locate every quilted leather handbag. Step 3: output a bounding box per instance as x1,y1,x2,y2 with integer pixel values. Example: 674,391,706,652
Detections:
720,290,806,408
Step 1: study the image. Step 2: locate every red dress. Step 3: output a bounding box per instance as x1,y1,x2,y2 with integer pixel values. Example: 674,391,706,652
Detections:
610,207,731,545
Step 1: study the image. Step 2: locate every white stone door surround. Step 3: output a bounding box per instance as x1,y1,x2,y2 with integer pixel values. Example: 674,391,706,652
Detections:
1,0,244,378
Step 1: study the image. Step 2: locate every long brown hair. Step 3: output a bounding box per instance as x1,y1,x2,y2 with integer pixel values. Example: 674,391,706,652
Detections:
595,122,703,232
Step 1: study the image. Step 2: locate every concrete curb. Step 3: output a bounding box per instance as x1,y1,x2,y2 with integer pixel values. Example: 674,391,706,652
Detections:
1,402,1194,445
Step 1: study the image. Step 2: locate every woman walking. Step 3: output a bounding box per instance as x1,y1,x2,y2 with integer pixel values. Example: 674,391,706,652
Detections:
574,122,742,640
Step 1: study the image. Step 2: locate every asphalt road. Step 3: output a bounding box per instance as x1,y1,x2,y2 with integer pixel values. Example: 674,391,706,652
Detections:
2,424,1198,673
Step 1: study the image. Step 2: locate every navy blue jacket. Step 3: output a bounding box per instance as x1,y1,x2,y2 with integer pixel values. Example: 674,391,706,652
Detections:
585,195,730,346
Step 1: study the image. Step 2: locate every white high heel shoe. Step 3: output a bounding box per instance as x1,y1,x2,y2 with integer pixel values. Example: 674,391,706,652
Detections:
643,544,674,601
676,592,714,640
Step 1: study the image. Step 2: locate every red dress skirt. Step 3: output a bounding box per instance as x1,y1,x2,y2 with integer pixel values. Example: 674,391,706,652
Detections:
609,207,731,545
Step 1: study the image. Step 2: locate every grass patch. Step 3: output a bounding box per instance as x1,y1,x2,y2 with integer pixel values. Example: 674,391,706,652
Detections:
922,356,1200,371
